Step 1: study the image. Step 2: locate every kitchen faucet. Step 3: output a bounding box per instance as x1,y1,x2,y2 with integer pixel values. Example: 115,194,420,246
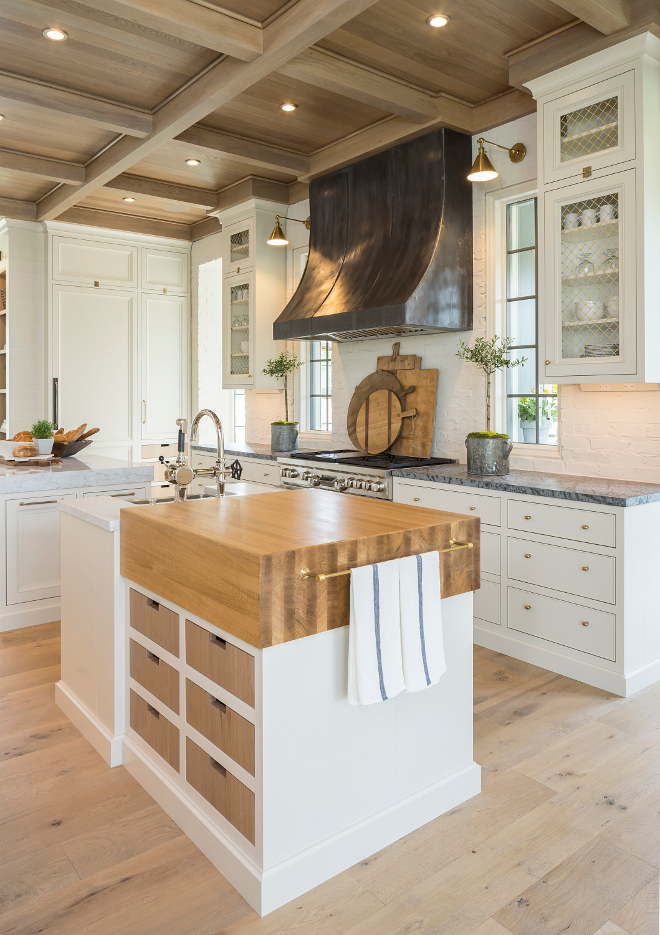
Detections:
162,411,230,500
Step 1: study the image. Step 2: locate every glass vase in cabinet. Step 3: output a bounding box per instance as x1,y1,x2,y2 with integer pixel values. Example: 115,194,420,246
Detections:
223,273,254,388
542,169,636,381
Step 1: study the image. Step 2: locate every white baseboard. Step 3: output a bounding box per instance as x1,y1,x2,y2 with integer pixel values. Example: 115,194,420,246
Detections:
473,625,659,697
122,735,480,916
55,681,123,767
0,601,61,632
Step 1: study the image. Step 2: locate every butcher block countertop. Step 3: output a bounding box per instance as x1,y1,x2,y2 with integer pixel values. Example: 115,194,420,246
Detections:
120,488,480,649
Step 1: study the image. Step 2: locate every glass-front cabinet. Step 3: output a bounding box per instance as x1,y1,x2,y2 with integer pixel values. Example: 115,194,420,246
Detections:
224,215,254,278
543,169,636,379
223,273,254,387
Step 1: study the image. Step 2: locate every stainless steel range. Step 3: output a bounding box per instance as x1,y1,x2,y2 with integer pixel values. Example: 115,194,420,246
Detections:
277,451,457,500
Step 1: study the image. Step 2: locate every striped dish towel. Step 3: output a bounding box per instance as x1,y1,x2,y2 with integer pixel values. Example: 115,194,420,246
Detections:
399,551,446,692
348,558,405,705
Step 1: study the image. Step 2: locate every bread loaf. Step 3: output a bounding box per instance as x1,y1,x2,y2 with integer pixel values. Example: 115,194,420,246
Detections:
12,431,33,442
65,423,87,443
13,443,39,458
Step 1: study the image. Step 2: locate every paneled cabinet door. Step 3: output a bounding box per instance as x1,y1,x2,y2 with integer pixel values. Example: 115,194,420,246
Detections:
6,495,67,604
223,216,254,278
542,70,635,185
52,236,138,289
223,272,254,388
542,168,636,381
52,285,137,453
141,293,188,441
141,247,189,295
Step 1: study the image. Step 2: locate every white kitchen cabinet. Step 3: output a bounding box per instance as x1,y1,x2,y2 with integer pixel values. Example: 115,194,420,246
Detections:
528,33,660,384
52,284,137,455
141,247,189,295
52,235,138,289
215,200,287,390
140,293,188,441
6,494,66,604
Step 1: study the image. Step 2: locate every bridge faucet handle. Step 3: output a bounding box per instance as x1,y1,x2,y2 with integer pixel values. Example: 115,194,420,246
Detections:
176,418,188,433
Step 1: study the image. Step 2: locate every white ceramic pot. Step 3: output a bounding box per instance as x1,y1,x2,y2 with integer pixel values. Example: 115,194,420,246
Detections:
521,422,536,443
581,207,597,227
599,204,615,224
576,300,602,322
36,438,53,455
564,213,578,231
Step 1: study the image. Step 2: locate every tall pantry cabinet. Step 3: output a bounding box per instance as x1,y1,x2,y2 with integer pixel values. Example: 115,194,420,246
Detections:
48,225,190,461
527,32,660,383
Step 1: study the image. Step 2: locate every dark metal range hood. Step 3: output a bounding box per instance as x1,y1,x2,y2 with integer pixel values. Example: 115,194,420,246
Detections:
273,127,473,343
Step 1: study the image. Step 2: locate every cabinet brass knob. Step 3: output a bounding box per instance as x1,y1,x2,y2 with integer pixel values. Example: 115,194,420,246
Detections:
413,497,420,502
582,524,589,529
524,604,531,610
469,506,476,510
582,566,589,571
545,360,551,365
581,620,590,626
94,280,99,287
524,553,531,558
525,515,531,520
264,473,269,476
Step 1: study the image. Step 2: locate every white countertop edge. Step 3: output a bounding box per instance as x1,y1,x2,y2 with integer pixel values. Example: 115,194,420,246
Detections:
58,496,137,531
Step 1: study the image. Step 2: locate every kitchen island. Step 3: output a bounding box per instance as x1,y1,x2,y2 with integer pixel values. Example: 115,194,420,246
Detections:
117,488,480,914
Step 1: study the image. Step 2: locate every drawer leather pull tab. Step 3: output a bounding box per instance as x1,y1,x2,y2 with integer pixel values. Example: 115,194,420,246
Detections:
209,756,226,777
582,525,589,529
524,515,531,520
146,704,160,719
524,553,532,558
581,621,590,627
146,598,160,610
209,695,227,713
524,604,531,610
209,633,227,648
582,566,589,571
146,652,160,664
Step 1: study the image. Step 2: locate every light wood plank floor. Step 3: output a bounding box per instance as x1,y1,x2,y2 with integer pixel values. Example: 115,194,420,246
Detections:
1,624,658,935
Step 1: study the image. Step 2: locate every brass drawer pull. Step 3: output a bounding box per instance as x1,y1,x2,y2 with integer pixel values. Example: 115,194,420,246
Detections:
469,506,476,510
524,515,531,520
209,695,227,713
524,604,531,610
209,756,226,777
110,491,136,497
581,620,590,627
582,524,589,529
19,500,57,506
582,566,589,571
524,553,532,558
413,497,420,502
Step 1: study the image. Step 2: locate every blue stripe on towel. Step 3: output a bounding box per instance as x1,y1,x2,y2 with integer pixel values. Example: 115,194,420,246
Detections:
372,564,388,701
416,554,431,686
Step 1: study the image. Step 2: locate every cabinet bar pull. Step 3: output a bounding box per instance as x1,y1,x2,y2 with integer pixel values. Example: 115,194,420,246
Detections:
301,541,474,580
209,756,226,776
582,566,589,571
19,500,57,506
582,524,589,529
142,400,146,424
581,621,590,626
110,492,136,497
209,695,227,713
208,632,227,648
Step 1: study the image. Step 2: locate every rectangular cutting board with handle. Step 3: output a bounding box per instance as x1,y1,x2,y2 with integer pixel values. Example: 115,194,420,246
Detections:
377,343,438,459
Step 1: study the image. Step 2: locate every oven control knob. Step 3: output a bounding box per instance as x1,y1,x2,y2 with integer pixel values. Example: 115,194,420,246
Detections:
281,468,299,478
308,474,321,487
370,482,385,493
333,477,348,491
300,470,314,482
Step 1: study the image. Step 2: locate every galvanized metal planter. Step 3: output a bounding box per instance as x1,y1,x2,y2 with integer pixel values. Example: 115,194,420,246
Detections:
271,423,299,452
465,436,513,475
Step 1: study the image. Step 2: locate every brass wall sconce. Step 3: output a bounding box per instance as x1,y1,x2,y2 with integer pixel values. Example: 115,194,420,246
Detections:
267,215,311,246
468,138,526,182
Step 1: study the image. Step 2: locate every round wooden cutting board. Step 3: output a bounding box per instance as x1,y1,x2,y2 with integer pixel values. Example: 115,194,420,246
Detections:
355,389,403,454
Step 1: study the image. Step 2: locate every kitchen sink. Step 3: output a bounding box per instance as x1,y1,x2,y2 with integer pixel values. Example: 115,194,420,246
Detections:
130,493,217,505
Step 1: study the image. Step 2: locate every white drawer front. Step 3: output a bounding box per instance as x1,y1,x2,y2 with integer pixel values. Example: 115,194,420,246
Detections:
82,487,147,499
474,579,500,625
396,484,501,527
508,587,615,661
508,499,615,547
508,537,615,605
236,459,280,486
481,531,500,576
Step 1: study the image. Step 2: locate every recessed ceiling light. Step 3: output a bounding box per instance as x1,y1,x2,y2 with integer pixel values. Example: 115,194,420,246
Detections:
280,103,297,112
43,27,68,40
123,196,135,202
185,158,200,166
426,14,449,27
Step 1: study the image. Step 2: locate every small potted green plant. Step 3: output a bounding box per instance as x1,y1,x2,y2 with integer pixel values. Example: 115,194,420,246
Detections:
518,397,557,443
31,419,56,455
262,351,301,451
456,336,526,475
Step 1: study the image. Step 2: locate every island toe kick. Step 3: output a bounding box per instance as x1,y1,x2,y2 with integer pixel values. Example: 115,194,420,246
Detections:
122,581,480,916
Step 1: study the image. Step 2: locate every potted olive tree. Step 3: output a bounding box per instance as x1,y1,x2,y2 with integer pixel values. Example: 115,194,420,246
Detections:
262,350,301,451
456,336,526,475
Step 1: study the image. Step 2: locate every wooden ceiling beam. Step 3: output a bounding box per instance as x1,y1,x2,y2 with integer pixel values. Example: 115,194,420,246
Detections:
0,197,37,221
213,176,290,214
36,0,381,221
0,149,85,185
55,206,192,241
104,173,217,208
277,47,438,122
547,0,631,35
73,0,263,61
174,126,308,174
0,74,152,138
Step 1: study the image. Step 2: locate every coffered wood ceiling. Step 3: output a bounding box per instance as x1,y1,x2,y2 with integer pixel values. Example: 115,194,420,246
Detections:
0,0,655,241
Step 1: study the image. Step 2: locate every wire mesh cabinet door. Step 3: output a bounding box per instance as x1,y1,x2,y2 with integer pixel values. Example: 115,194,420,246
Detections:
543,168,637,381
223,215,255,278
542,70,635,185
222,271,254,389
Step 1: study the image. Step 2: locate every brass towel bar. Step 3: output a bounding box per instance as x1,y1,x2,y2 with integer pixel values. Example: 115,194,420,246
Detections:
300,540,474,581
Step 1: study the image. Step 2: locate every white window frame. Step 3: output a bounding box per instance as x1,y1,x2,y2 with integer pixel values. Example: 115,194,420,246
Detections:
486,180,562,458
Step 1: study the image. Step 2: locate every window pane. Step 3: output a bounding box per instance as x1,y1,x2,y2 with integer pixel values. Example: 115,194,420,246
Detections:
508,396,536,443
507,199,536,251
507,249,536,299
507,298,536,347
507,350,536,395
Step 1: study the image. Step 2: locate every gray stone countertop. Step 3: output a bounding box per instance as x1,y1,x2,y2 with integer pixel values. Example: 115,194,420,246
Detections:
392,463,660,507
0,454,153,495
191,442,314,461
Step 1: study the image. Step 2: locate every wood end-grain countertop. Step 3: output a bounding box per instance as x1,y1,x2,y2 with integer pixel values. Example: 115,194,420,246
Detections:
120,489,480,648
